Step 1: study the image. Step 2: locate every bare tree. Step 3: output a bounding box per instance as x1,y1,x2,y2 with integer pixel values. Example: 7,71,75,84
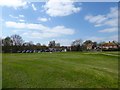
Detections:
11,34,23,46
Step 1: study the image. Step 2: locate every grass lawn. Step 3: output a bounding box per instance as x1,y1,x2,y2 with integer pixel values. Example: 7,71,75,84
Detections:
2,52,118,88
0,53,2,89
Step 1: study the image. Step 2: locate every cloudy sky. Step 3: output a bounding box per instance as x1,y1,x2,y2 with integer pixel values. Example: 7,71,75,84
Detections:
1,0,118,46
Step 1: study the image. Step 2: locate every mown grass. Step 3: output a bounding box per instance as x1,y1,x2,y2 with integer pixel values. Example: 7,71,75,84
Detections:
0,53,2,89
2,52,118,88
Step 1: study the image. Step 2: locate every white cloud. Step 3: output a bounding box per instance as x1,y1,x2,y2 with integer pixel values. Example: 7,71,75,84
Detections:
86,35,118,42
19,15,24,18
12,29,24,33
85,7,118,27
5,21,75,39
99,27,118,33
43,0,81,17
9,14,25,19
107,7,118,18
0,17,4,22
22,32,28,35
5,21,47,30
22,25,74,38
109,35,118,41
85,7,118,34
9,15,18,19
50,26,74,35
104,18,118,27
38,17,50,22
32,4,37,11
55,39,73,46
85,36,104,42
0,0,27,9
85,15,107,27
9,14,25,22
6,21,26,29
19,19,25,22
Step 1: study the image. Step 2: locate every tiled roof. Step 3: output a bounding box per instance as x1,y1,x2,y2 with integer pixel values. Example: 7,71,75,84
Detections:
102,42,117,46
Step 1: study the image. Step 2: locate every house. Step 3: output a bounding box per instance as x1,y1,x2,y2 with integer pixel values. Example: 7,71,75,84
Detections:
101,41,118,50
86,43,93,50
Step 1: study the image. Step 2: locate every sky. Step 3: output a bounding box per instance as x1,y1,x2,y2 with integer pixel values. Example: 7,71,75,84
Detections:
0,0,118,46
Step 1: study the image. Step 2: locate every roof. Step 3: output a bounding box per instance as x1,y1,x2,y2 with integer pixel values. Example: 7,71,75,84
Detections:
102,42,117,46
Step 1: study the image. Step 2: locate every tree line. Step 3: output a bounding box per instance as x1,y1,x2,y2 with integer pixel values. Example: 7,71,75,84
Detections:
1,34,120,53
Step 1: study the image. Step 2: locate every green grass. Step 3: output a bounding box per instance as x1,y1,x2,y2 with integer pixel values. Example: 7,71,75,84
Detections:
0,53,2,89
2,52,118,88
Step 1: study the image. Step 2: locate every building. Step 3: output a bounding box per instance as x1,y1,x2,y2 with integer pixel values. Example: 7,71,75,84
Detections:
101,41,118,49
86,43,93,50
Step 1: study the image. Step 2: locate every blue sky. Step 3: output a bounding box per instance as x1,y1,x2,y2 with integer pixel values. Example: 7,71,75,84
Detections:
1,0,118,46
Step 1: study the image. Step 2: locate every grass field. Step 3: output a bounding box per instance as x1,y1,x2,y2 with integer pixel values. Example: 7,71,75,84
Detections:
2,52,119,88
0,53,2,89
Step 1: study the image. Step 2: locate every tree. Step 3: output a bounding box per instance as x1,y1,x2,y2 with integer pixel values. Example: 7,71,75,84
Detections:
11,34,23,46
25,41,34,46
23,42,29,46
71,39,82,51
71,39,82,46
98,41,105,46
2,37,13,46
2,37,13,53
112,40,119,45
0,38,2,46
55,43,60,47
49,41,55,47
92,42,97,49
82,40,93,50
83,40,92,45
36,43,41,46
